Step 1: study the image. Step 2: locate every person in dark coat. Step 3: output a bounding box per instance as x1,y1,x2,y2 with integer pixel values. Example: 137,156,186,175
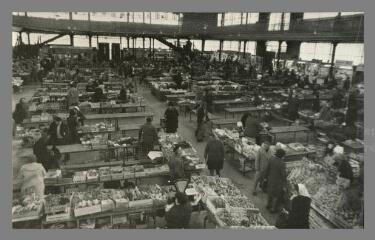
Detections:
244,114,262,143
118,84,128,103
204,89,213,117
138,117,158,155
334,153,354,183
48,116,68,146
241,113,250,129
204,134,225,176
287,94,300,121
318,101,333,121
346,89,359,126
343,77,351,92
312,89,321,112
91,86,106,103
195,103,206,138
164,102,179,133
265,148,287,213
33,129,50,170
286,183,311,229
67,109,79,144
332,87,344,109
173,72,183,89
13,98,29,124
165,192,192,229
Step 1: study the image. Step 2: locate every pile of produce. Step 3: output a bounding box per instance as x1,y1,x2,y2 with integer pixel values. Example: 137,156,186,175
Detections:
216,208,268,228
12,193,44,220
313,184,361,227
224,197,255,209
45,194,71,213
287,160,328,195
79,122,115,134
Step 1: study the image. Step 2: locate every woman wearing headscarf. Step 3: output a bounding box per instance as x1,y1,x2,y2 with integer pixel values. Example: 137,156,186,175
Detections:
67,109,80,144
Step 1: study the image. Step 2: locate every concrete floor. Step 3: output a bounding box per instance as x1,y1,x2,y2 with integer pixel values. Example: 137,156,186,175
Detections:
12,83,278,228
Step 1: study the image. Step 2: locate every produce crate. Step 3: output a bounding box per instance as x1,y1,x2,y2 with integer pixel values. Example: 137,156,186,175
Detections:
99,174,112,182
12,204,43,221
112,214,128,225
123,172,135,179
128,199,153,208
111,173,124,180
114,198,129,209
74,204,102,217
45,207,71,222
45,203,70,215
101,199,115,212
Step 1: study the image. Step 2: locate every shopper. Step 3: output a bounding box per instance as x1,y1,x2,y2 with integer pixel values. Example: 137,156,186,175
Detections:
334,153,354,183
17,155,47,197
67,82,79,107
204,134,225,177
164,102,179,133
73,106,86,126
285,183,311,229
287,93,300,121
312,89,320,112
168,145,185,182
118,84,128,103
13,97,29,124
67,109,80,144
165,192,192,229
48,116,68,146
138,117,158,155
332,87,344,109
195,103,206,141
244,113,262,144
265,148,287,213
173,72,183,89
318,101,333,121
33,129,50,170
91,86,106,103
252,141,272,196
204,89,213,118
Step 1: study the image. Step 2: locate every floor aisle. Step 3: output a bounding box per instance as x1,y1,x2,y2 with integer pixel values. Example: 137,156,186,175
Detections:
12,83,277,227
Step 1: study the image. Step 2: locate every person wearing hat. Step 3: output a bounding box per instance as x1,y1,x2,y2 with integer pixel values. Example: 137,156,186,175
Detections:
48,116,68,146
72,106,86,126
13,98,29,125
334,153,354,183
33,129,50,170
264,148,287,213
91,85,106,103
17,155,47,197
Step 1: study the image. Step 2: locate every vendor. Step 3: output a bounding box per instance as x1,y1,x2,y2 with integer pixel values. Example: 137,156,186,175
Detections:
118,84,128,103
91,85,106,103
17,155,47,197
138,117,158,155
168,145,185,181
48,116,68,146
334,153,354,183
318,101,333,121
13,98,29,125
312,89,320,112
67,109,79,144
244,113,262,144
287,93,300,121
67,82,79,107
165,192,192,229
204,134,225,177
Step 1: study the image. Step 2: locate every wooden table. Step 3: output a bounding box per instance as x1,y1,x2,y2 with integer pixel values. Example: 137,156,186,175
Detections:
189,109,220,121
22,112,154,129
224,106,272,119
212,99,249,112
267,126,311,144
211,118,238,129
